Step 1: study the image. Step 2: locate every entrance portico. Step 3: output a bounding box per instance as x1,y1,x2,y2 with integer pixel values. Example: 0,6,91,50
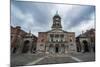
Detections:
47,43,66,54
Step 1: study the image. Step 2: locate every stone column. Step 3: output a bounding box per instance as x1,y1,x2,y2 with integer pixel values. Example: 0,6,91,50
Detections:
16,38,23,54
52,44,55,54
65,44,68,53
59,44,61,54
45,44,49,54
27,41,32,54
11,48,14,54
81,43,84,53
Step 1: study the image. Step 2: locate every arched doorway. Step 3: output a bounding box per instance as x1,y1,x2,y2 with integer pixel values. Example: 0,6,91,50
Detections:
55,44,59,53
83,40,89,52
22,40,30,53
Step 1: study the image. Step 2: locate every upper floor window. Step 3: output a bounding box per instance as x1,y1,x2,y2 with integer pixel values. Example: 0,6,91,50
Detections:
55,34,59,38
50,34,54,38
60,34,64,38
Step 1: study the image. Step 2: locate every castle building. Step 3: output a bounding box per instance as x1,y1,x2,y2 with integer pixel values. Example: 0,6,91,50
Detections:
37,12,76,54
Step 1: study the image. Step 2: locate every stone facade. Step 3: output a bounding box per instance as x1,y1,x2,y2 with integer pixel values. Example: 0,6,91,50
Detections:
21,33,37,54
76,28,95,52
37,12,76,54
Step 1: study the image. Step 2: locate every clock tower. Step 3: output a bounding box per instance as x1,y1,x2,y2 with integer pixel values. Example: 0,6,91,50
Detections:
52,11,62,29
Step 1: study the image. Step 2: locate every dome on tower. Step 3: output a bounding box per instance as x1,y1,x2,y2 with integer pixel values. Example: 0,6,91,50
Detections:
53,11,61,19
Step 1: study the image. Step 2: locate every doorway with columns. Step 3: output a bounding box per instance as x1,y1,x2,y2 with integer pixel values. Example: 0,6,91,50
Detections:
48,44,65,54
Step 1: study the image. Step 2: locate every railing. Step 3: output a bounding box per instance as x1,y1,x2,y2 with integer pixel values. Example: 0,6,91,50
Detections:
47,41,67,43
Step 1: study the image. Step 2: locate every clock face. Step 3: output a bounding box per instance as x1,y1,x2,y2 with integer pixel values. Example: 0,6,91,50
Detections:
55,18,59,20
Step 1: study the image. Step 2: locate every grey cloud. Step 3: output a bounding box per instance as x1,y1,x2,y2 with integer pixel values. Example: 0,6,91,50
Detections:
13,1,55,27
11,1,95,36
63,5,95,29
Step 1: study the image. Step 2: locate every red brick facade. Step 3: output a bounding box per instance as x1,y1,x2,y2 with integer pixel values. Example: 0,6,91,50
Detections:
11,26,37,54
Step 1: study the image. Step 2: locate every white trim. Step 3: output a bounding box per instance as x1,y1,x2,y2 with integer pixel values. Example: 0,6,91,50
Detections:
26,56,46,65
70,56,82,62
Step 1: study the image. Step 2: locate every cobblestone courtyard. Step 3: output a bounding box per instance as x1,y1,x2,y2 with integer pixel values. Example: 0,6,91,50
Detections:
11,52,95,67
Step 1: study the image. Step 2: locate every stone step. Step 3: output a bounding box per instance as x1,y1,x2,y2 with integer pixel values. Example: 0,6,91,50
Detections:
46,54,69,57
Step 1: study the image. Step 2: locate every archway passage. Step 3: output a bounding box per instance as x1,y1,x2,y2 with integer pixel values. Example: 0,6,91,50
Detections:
83,40,89,52
22,40,30,53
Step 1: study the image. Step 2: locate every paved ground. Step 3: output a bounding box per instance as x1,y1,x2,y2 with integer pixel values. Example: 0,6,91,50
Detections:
35,56,77,65
69,52,95,62
11,52,95,67
11,53,45,67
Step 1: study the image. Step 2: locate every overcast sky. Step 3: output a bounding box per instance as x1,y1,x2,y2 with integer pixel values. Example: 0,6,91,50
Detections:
11,0,95,37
